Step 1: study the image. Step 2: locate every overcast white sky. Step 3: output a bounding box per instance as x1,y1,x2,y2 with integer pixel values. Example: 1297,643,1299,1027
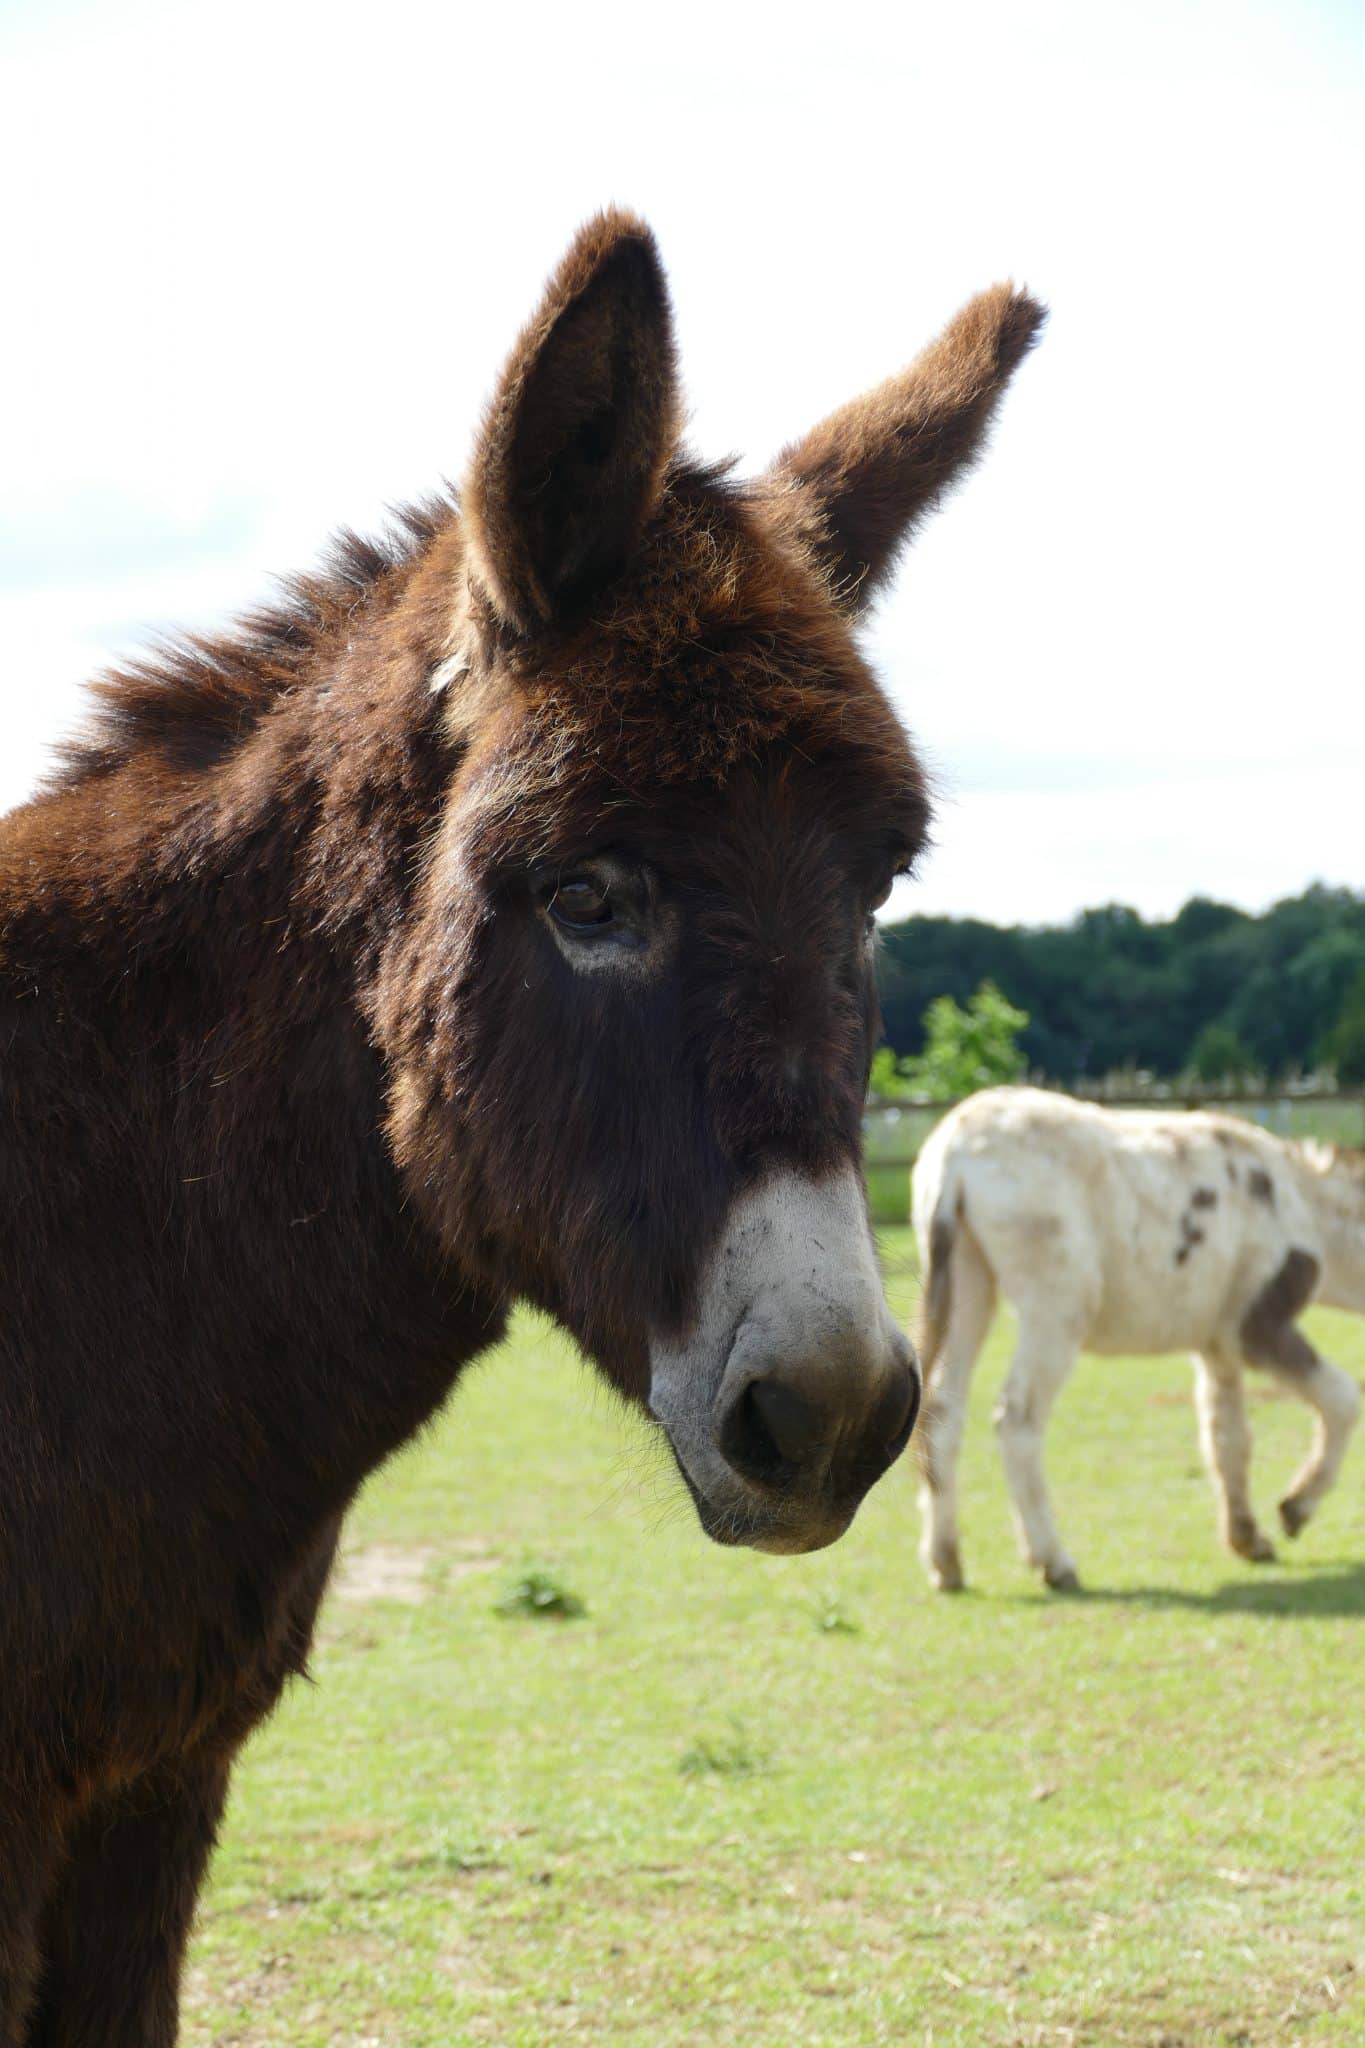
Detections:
1,0,1361,926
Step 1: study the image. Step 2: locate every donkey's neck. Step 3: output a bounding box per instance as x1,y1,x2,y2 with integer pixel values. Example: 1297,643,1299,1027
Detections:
1295,1146,1365,1315
0,520,500,1536
12,516,467,991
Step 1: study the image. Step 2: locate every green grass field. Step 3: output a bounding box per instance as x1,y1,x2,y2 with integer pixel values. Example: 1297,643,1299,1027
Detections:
187,1227,1365,2046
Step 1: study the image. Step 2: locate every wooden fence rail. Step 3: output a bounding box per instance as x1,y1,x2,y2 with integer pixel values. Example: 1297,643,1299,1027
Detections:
862,1089,1365,1174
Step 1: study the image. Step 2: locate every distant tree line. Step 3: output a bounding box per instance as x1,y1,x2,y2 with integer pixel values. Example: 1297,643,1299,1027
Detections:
876,885,1365,1085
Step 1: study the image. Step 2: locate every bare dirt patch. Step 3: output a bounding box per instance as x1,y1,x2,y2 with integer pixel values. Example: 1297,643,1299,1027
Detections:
332,1544,435,1605
332,1539,499,1605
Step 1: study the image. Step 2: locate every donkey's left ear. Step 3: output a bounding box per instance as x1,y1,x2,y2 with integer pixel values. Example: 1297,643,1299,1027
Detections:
463,211,681,634
769,284,1046,615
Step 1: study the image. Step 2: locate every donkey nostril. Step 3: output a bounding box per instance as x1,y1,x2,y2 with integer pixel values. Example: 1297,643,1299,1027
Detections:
888,1363,920,1457
718,1356,917,1494
861,1358,919,1479
751,1378,824,1464
719,1378,818,1488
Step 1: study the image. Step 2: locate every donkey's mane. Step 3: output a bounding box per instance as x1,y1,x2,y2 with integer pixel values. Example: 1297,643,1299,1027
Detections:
52,494,456,788
48,458,746,793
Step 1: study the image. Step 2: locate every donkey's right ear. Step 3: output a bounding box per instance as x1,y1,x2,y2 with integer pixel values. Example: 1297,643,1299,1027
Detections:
768,284,1046,616
462,212,681,635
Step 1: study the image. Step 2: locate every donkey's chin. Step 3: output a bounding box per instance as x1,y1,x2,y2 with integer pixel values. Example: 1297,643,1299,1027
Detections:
665,1441,855,1554
708,1503,855,1556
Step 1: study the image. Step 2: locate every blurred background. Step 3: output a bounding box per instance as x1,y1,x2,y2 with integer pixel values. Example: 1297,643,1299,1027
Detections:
3,0,1362,921
4,8,1365,2043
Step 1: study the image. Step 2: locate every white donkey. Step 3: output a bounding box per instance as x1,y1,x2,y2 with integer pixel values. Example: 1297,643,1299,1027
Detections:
911,1087,1364,1590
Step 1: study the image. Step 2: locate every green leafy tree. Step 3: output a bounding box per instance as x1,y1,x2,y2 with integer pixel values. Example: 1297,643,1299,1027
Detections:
1188,1023,1256,1086
867,1045,917,1101
876,886,1365,1082
900,980,1029,1102
1321,967,1365,1087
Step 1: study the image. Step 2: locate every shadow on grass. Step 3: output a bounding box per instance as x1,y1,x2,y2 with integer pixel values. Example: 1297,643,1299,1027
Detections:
1001,1559,1365,1619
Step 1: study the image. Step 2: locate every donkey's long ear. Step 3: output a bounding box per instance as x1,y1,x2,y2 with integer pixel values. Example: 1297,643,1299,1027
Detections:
770,284,1046,615
463,211,681,634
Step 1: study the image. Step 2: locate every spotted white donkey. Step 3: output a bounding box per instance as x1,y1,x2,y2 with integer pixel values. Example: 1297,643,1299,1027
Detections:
912,1087,1364,1590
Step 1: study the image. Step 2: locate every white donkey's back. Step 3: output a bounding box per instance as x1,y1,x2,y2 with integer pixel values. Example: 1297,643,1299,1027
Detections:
911,1087,1363,1590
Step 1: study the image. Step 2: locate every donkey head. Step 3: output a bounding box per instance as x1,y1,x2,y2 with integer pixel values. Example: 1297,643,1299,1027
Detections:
383,213,1042,1553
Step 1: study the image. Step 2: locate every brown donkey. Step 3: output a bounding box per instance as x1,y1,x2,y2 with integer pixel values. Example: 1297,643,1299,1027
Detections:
0,213,1042,2042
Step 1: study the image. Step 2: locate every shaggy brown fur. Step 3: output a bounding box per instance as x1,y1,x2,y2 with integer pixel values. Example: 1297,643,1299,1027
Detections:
0,210,1042,2042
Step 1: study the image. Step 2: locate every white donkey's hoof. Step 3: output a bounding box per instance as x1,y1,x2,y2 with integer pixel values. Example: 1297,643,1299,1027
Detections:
927,1545,965,1592
1279,1494,1311,1539
1043,1561,1081,1592
1228,1515,1277,1563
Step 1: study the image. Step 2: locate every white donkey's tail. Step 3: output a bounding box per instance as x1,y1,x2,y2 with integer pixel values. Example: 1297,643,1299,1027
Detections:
911,1126,965,1382
917,1191,960,1381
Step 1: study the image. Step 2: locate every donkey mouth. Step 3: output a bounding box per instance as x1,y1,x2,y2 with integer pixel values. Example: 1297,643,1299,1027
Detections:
660,1431,858,1555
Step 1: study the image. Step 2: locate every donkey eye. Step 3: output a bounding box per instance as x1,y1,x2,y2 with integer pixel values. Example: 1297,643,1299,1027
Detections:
547,874,615,931
864,866,907,940
865,879,893,932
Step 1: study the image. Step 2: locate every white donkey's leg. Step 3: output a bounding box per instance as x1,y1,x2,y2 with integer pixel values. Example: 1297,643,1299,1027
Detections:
993,1315,1081,1590
1265,1350,1362,1538
1238,1257,1363,1538
917,1225,996,1592
1193,1348,1275,1562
